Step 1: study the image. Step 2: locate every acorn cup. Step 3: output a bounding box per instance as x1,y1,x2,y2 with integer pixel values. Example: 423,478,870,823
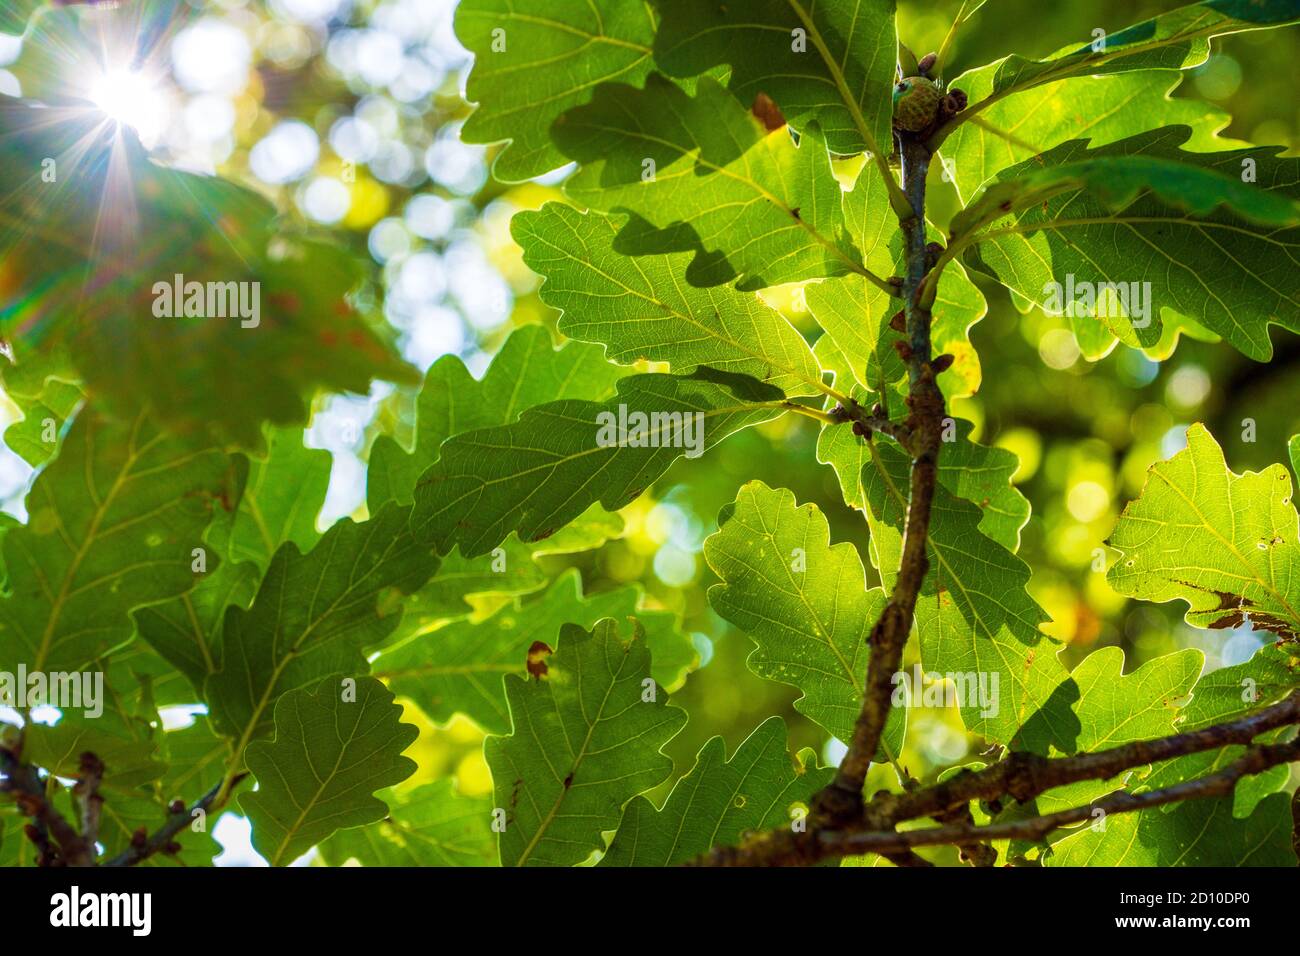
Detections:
892,75,943,132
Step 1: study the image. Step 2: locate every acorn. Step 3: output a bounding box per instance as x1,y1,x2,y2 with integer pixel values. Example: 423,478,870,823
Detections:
892,76,942,132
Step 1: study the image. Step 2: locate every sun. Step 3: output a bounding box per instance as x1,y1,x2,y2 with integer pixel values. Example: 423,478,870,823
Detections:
87,66,169,145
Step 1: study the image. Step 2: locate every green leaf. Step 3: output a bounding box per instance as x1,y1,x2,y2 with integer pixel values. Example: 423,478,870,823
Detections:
1107,423,1300,640
23,716,165,793
410,370,785,557
1046,792,1296,866
158,718,230,805
1067,647,1203,753
806,164,986,399
820,426,1075,751
205,503,439,744
241,676,418,866
319,781,496,867
0,99,415,448
222,428,331,570
514,203,825,397
601,716,833,866
952,136,1300,239
940,71,1243,203
956,128,1300,360
652,0,897,157
368,324,624,512
2,378,82,467
820,417,1030,558
705,481,905,757
0,409,236,673
401,506,625,626
486,619,687,867
133,556,260,695
1174,644,1300,729
1032,647,1202,812
130,426,321,693
952,0,1300,122
454,0,657,181
1139,646,1298,817
374,569,695,734
557,76,859,290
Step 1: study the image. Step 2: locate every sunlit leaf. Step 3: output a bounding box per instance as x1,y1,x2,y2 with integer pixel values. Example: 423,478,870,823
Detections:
486,619,687,867
705,481,905,757
601,716,832,866
557,76,859,290
1107,423,1300,640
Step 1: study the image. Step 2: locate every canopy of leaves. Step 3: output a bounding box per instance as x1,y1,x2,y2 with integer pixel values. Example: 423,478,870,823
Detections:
3,0,1299,874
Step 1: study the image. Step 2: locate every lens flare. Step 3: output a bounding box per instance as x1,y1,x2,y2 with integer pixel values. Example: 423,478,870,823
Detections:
88,67,168,144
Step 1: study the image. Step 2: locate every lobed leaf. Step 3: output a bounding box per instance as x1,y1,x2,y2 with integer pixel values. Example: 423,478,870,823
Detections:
373,569,696,735
705,481,905,757
514,202,826,397
557,76,858,290
955,128,1300,360
242,676,418,866
410,370,785,557
486,619,687,867
319,781,496,867
205,503,439,744
949,0,1300,131
601,716,833,866
1107,423,1300,641
0,409,236,674
454,0,657,181
652,0,897,157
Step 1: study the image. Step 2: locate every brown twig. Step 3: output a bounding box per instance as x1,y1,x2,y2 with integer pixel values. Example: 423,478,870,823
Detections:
820,737,1300,857
73,751,105,851
102,775,239,867
688,692,1300,866
0,738,97,866
828,401,914,451
811,132,947,831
